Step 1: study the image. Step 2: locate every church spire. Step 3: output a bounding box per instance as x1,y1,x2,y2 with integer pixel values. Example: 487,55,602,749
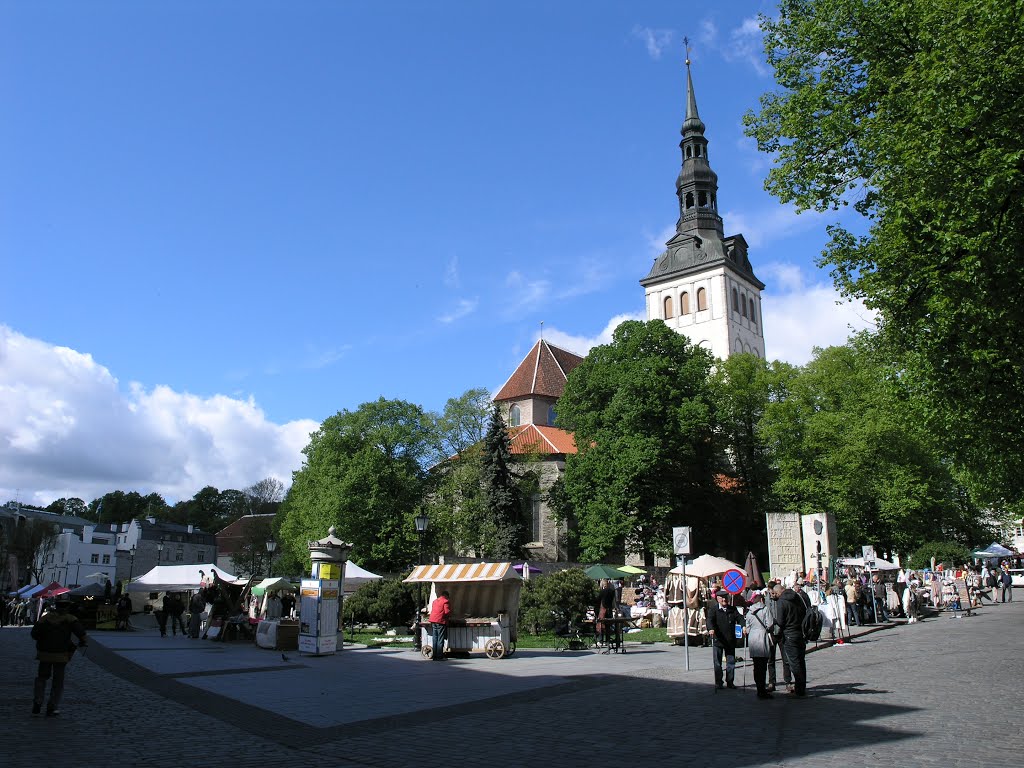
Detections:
675,42,722,238
682,42,704,135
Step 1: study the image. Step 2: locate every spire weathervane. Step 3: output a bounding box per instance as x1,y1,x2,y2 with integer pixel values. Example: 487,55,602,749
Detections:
684,35,691,66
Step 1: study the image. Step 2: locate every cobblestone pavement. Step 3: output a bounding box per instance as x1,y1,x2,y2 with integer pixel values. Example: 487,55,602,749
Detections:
1,598,1021,768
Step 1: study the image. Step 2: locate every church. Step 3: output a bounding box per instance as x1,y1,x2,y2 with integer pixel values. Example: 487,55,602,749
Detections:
491,57,766,562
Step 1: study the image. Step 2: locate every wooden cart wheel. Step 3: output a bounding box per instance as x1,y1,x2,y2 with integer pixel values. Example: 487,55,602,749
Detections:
484,638,506,659
504,641,516,657
421,644,434,659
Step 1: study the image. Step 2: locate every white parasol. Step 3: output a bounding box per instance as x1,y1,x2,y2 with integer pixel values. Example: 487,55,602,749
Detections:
669,554,744,579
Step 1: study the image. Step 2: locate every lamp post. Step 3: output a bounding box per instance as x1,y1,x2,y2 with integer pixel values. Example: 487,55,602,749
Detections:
413,511,429,651
266,537,277,577
74,558,82,587
157,538,165,566
127,545,137,582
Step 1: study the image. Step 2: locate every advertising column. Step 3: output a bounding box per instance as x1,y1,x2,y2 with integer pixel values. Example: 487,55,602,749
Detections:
299,528,351,657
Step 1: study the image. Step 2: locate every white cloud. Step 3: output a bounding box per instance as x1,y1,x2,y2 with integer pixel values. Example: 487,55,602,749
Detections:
444,255,460,288
437,298,479,324
542,313,644,357
721,204,827,248
722,16,770,76
503,271,551,315
632,25,675,60
760,265,876,365
0,326,318,507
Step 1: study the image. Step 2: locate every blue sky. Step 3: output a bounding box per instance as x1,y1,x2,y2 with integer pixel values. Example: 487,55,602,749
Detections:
0,1,872,507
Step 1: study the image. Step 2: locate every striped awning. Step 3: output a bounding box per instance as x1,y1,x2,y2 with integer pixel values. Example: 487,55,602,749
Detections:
404,562,518,583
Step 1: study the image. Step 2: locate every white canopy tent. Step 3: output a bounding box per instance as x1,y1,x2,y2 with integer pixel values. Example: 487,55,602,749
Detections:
343,561,383,593
126,563,240,593
835,556,900,571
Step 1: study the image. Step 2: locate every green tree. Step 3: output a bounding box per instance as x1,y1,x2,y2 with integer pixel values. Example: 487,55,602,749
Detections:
279,398,433,573
479,405,526,560
554,320,720,563
518,568,597,634
745,0,1024,505
345,578,415,628
45,497,88,518
761,339,982,555
906,541,972,571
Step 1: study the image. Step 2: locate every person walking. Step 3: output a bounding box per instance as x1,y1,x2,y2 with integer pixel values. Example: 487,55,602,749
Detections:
188,590,206,638
744,593,775,699
871,575,889,622
706,591,740,690
775,584,809,697
30,601,87,716
428,590,451,661
168,593,186,636
844,577,862,626
595,579,616,648
1000,566,1013,602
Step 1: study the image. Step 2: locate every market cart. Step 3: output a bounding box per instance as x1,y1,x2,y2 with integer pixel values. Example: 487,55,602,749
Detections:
404,562,522,660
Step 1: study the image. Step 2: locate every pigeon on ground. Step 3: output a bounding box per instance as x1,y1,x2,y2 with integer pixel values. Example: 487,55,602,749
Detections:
281,653,290,661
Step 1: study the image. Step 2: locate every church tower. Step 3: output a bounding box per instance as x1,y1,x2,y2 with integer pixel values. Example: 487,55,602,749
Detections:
640,54,765,359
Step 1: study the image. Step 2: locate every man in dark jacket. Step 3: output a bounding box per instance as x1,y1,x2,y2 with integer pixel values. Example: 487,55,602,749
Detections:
30,601,87,716
706,591,741,689
775,586,809,697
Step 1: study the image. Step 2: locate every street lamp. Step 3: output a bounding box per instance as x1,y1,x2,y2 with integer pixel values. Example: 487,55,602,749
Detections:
74,558,82,587
413,511,430,650
157,538,165,567
266,537,277,577
127,545,137,582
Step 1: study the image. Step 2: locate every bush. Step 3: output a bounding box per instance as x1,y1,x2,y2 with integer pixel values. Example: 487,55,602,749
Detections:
518,568,597,634
906,541,972,571
345,578,415,628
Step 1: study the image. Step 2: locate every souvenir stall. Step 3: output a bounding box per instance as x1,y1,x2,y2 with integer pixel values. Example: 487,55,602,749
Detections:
252,577,300,651
662,570,709,646
404,562,522,659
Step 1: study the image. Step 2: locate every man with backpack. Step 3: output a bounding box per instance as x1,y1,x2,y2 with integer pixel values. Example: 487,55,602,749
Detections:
775,582,810,697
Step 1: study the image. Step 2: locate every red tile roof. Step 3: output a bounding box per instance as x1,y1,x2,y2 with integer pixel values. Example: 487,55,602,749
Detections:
508,424,578,455
493,340,584,402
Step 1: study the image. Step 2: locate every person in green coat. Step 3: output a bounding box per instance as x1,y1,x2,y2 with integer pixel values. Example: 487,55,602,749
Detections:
30,600,87,717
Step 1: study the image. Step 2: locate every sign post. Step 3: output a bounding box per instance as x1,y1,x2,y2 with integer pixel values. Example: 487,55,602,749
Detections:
673,527,692,671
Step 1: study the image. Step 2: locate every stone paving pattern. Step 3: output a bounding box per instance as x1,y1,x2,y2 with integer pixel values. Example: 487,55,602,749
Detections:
1,598,1021,767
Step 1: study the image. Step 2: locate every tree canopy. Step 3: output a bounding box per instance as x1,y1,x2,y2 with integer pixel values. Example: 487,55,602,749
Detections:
745,0,1024,506
553,320,721,563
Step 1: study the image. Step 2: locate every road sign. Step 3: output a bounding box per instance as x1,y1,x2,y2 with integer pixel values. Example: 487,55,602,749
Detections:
862,545,875,561
722,568,746,594
672,526,692,556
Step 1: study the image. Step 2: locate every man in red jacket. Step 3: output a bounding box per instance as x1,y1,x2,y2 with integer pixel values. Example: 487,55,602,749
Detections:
428,590,451,661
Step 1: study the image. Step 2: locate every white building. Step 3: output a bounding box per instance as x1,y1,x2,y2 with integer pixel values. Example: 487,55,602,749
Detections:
35,524,118,587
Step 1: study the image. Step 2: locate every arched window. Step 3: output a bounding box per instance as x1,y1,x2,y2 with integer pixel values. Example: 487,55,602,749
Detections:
509,404,521,427
685,145,692,159
749,298,757,327
741,294,747,318
731,287,739,312
711,194,717,210
696,144,703,157
685,192,694,209
547,405,557,426
680,291,690,314
664,296,674,319
698,191,707,207
734,338,743,353
697,287,708,311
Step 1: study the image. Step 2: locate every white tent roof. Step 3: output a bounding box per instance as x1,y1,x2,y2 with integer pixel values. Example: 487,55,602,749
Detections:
836,556,900,571
345,561,383,583
127,563,239,592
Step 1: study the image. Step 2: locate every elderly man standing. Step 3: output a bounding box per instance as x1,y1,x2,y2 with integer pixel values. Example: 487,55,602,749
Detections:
706,591,740,690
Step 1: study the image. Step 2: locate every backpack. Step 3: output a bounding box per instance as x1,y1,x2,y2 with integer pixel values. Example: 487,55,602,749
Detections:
801,604,824,642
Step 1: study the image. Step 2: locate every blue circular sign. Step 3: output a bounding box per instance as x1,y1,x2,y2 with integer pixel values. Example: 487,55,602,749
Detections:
722,569,746,594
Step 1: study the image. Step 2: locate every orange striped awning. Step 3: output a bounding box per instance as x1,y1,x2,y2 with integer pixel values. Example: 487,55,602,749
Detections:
404,562,518,583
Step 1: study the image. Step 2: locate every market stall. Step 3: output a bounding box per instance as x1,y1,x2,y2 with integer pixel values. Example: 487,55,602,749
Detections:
404,562,522,660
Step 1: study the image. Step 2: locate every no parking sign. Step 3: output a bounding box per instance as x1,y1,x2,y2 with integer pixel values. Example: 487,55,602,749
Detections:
722,569,746,594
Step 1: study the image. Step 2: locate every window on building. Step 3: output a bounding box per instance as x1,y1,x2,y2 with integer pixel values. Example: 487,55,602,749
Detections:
749,298,757,327
696,144,703,157
102,554,110,564
685,192,694,209
741,295,747,318
698,191,707,207
731,287,738,312
198,551,206,562
664,296,674,319
176,550,184,562
90,554,99,564
680,291,690,314
697,287,708,311
509,404,521,427
685,145,692,158
530,495,543,543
